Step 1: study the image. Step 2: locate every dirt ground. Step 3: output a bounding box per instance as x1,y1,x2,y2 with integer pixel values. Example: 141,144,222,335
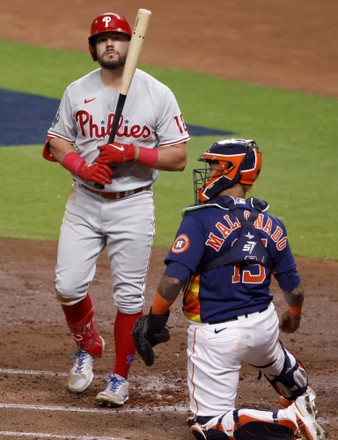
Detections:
0,0,337,439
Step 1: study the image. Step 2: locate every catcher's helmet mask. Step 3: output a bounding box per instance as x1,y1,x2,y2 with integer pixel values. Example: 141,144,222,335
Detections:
88,12,132,61
193,139,262,203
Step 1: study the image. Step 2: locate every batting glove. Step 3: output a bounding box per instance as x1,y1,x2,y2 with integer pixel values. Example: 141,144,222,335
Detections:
78,162,113,185
96,142,137,164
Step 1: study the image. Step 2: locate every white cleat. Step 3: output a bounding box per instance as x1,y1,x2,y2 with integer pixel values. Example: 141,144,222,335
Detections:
294,395,327,440
96,373,129,407
67,350,94,393
279,387,316,409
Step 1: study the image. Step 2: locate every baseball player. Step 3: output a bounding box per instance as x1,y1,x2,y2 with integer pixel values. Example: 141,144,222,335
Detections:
133,139,326,439
42,12,189,406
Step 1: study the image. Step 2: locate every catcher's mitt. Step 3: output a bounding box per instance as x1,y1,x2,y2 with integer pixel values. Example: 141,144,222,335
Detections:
132,310,170,366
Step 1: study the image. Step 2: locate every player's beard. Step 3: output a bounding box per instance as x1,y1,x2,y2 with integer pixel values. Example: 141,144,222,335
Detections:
97,50,126,70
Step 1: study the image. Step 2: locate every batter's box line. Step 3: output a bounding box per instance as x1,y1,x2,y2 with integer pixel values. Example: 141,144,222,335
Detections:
0,402,189,414
0,367,184,391
0,432,126,440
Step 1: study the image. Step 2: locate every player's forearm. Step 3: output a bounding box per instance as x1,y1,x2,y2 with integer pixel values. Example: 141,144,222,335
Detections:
283,282,305,316
155,143,187,171
49,138,76,163
151,274,183,315
283,282,304,306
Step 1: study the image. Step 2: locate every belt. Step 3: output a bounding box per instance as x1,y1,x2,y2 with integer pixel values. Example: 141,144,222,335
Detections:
81,184,150,200
211,306,269,325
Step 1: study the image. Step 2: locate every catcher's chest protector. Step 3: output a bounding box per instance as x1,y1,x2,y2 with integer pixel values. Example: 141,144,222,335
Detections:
199,196,271,273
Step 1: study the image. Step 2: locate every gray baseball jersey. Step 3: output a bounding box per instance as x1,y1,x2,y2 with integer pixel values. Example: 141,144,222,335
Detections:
47,68,190,191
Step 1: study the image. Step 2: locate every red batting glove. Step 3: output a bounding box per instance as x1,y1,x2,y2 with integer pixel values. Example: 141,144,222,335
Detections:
61,151,113,185
96,142,137,164
78,162,113,185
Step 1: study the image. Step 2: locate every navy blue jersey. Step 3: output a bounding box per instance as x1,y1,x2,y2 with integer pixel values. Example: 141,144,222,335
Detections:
164,197,300,323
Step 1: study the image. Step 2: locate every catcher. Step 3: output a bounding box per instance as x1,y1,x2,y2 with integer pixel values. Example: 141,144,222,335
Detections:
133,139,327,440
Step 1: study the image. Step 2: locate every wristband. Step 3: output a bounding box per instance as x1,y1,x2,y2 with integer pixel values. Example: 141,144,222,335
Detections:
151,290,173,315
136,147,159,168
62,152,85,174
288,301,304,317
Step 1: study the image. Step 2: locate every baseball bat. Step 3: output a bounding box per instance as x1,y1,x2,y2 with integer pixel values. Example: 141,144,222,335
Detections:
95,8,152,189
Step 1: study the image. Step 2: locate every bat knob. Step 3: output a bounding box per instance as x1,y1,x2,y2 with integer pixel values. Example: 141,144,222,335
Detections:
94,183,105,190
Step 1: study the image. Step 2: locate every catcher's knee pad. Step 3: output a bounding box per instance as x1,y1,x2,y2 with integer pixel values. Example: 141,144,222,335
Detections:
234,422,294,440
263,348,308,400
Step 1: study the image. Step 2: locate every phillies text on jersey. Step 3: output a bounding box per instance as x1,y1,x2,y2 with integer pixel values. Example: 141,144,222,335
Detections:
45,68,190,191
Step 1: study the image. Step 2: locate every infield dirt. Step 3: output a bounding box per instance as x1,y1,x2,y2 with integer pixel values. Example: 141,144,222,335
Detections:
0,1,337,439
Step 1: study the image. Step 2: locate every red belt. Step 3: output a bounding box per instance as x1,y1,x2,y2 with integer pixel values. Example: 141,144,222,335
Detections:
82,185,149,200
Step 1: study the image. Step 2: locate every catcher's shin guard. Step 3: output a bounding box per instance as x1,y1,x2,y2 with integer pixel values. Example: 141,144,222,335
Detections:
67,308,104,357
206,430,230,439
232,409,295,440
233,422,294,439
263,349,308,401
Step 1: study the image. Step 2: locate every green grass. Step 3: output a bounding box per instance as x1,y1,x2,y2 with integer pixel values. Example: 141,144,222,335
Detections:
1,39,338,259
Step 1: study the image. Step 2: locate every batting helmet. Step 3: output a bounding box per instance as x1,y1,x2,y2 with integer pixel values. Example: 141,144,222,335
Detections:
193,139,262,203
88,13,132,61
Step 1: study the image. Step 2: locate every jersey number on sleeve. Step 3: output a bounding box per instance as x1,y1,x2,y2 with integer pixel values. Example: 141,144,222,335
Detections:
173,114,187,134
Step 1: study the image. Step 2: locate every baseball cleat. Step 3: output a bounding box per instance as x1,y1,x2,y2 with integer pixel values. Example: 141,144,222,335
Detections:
96,373,129,407
67,350,95,393
187,417,207,440
279,387,316,409
293,395,327,440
